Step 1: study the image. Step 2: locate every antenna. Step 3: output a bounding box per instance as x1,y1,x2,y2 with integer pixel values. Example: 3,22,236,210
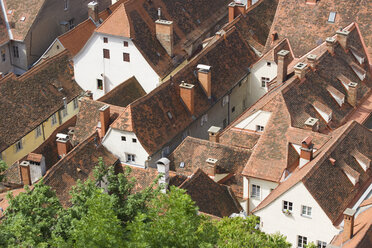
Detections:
158,8,161,20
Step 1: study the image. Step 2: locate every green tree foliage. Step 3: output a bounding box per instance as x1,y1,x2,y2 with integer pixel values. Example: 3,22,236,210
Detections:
126,186,218,248
305,242,317,248
0,159,7,183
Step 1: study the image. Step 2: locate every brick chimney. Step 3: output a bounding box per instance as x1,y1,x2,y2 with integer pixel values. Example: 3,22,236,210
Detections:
228,2,246,23
343,208,356,243
20,161,31,186
56,133,71,158
347,82,358,107
155,19,174,57
277,50,290,84
99,105,110,137
197,64,212,99
299,136,313,168
294,62,307,80
88,1,99,23
180,82,195,115
326,37,336,55
208,126,221,143
157,158,170,194
336,29,350,50
307,54,317,68
206,158,218,177
304,117,319,131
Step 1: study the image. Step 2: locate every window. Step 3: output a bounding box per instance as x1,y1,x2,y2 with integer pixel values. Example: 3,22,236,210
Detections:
121,136,126,141
298,235,307,248
200,114,208,126
317,241,327,248
123,41,128,47
261,77,270,87
328,11,336,23
283,201,293,212
123,53,130,62
103,49,110,59
103,37,108,43
15,140,23,152
51,113,57,126
35,125,42,138
238,81,242,87
301,205,312,217
267,62,271,66
256,125,264,132
231,106,235,113
62,106,68,117
97,79,103,90
73,98,79,109
68,19,74,29
1,49,5,62
222,95,229,107
64,0,69,10
13,46,19,58
251,184,260,198
127,154,135,162
132,138,137,143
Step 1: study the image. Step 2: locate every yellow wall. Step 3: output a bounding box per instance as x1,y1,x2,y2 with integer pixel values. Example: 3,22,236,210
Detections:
0,98,79,166
35,40,65,66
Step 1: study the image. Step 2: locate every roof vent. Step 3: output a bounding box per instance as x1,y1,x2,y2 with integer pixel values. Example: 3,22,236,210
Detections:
20,16,26,22
206,158,218,164
328,12,336,23
206,158,218,177
304,117,319,131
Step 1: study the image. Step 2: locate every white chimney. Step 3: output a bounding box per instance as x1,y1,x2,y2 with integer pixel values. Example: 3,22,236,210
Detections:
157,157,170,193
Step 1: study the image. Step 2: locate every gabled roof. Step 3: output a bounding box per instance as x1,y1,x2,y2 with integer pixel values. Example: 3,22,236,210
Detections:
95,3,131,37
253,121,372,225
264,0,372,60
169,136,252,198
179,168,242,217
43,133,118,207
110,27,258,155
0,51,82,152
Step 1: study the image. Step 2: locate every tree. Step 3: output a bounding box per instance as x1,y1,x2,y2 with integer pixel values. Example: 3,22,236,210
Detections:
0,182,62,247
305,242,317,248
215,216,291,248
0,159,7,183
126,186,218,248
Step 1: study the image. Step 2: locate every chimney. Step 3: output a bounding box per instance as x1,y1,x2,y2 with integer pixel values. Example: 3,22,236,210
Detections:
329,157,336,166
304,117,319,131
56,133,71,158
247,0,252,8
294,62,307,80
326,37,336,55
228,2,246,23
156,158,170,193
206,158,218,177
336,29,350,50
208,126,221,143
20,161,31,186
197,64,212,99
88,1,99,23
99,105,110,137
343,208,356,243
155,19,174,57
271,31,278,42
307,54,317,68
347,82,358,107
299,136,313,168
277,50,290,84
180,82,195,115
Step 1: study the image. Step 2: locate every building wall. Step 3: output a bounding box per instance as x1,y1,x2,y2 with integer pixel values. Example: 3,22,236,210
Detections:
0,43,12,74
35,39,65,66
244,176,278,213
246,59,277,107
9,40,27,74
73,33,160,99
254,182,339,247
0,99,79,166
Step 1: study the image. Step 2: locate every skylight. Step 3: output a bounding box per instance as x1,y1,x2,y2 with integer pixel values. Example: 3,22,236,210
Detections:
328,12,336,23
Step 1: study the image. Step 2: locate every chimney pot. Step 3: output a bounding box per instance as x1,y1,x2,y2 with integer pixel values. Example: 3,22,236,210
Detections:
180,82,195,115
307,54,317,68
228,2,246,23
20,161,31,186
99,105,110,138
299,136,313,168
206,158,218,177
88,1,99,23
304,117,319,131
208,126,221,143
326,37,336,55
197,64,212,99
277,50,290,84
336,30,350,50
56,133,71,158
294,62,308,79
155,19,174,57
157,158,170,193
343,208,356,243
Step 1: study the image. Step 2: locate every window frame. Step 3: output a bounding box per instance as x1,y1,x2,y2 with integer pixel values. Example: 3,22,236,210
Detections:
103,37,108,43
64,0,69,10
283,200,293,212
256,125,264,132
301,205,312,218
317,240,327,248
251,184,261,199
13,46,19,58
68,19,74,29
103,49,110,59
51,113,57,126
62,106,68,117
35,125,42,138
298,235,307,248
123,41,128,47
200,114,208,126
123,52,130,62
15,140,23,152
126,153,135,162
97,79,103,90
121,136,126,141
1,50,5,62
132,138,137,143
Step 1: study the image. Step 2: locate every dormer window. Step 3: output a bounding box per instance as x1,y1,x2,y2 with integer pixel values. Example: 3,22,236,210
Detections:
350,48,365,64
126,154,135,162
350,63,366,81
327,85,344,107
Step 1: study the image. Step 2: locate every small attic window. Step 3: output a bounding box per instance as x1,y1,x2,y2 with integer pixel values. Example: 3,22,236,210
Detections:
328,12,336,23
7,10,12,14
180,162,185,168
20,16,26,22
167,111,173,120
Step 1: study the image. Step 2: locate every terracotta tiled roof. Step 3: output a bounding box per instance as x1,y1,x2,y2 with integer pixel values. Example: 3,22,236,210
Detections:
179,168,242,217
2,162,21,185
0,187,28,217
169,137,251,198
111,27,258,155
26,153,42,163
96,4,131,37
264,0,372,60
253,121,372,225
43,133,118,207
0,8,9,45
73,99,125,144
0,51,82,152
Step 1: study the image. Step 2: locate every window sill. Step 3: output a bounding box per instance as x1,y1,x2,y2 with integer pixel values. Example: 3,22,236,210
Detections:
301,214,312,219
250,196,261,200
